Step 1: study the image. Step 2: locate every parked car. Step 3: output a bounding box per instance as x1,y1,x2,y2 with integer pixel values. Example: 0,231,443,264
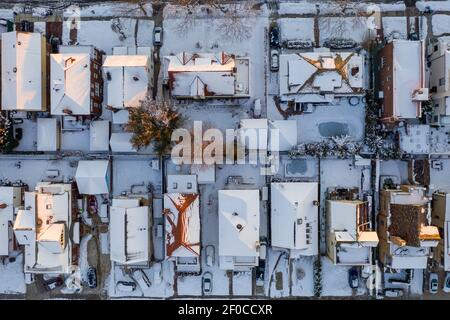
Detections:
153,27,163,46
384,288,404,298
253,99,261,118
348,267,359,289
270,49,279,72
152,262,162,285
133,269,151,290
202,272,213,295
443,273,450,293
259,237,268,261
87,267,97,289
43,277,64,291
429,273,439,294
116,281,136,293
205,245,215,267
269,25,279,48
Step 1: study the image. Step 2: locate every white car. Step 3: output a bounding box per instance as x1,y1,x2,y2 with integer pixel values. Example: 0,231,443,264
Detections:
270,49,279,71
429,273,439,294
202,272,213,295
443,273,450,293
205,245,215,267
153,27,162,46
384,288,404,298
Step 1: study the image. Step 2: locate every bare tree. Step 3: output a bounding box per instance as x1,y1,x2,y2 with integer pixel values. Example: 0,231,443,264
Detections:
125,97,183,155
214,2,257,41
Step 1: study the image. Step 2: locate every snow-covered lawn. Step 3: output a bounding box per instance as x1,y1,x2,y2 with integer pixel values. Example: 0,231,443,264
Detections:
0,254,26,295
177,274,202,296
232,272,253,296
279,2,317,15
112,158,162,197
279,18,315,42
0,160,77,191
63,2,153,18
417,1,450,12
265,248,290,298
319,17,369,44
432,14,450,36
108,261,175,298
62,19,155,55
321,257,366,297
291,256,315,297
382,16,407,40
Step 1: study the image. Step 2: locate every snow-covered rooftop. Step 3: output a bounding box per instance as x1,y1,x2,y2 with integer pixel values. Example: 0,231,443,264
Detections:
164,52,250,98
75,160,109,195
163,193,200,259
218,189,260,270
50,52,92,115
271,182,318,256
110,198,150,265
103,55,150,109
13,183,75,274
37,118,59,152
1,31,46,111
279,50,364,99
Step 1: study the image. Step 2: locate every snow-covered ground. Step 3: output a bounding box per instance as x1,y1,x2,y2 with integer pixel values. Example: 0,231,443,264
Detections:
417,1,450,12
291,256,315,297
0,254,26,295
108,261,175,298
321,257,366,297
432,14,450,36
232,272,253,296
279,18,315,43
382,16,407,40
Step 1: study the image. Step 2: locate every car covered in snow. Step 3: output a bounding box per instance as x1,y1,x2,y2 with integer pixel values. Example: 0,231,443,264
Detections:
348,267,359,289
429,273,439,294
443,273,450,293
202,272,213,295
116,281,136,293
87,267,97,289
153,27,163,46
270,49,279,72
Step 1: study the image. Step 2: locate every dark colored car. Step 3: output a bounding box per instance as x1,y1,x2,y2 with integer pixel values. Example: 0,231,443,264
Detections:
43,277,64,291
87,267,97,289
348,267,359,289
269,25,279,48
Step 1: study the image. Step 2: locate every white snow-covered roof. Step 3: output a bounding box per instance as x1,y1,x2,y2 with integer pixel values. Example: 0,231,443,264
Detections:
167,175,198,193
279,50,364,97
110,199,150,265
103,55,150,109
1,31,46,111
165,52,250,98
13,184,74,274
89,120,110,152
37,118,59,152
391,40,426,119
218,190,260,258
268,120,298,152
271,182,318,255
109,132,137,153
75,160,109,195
163,193,200,258
50,53,91,115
